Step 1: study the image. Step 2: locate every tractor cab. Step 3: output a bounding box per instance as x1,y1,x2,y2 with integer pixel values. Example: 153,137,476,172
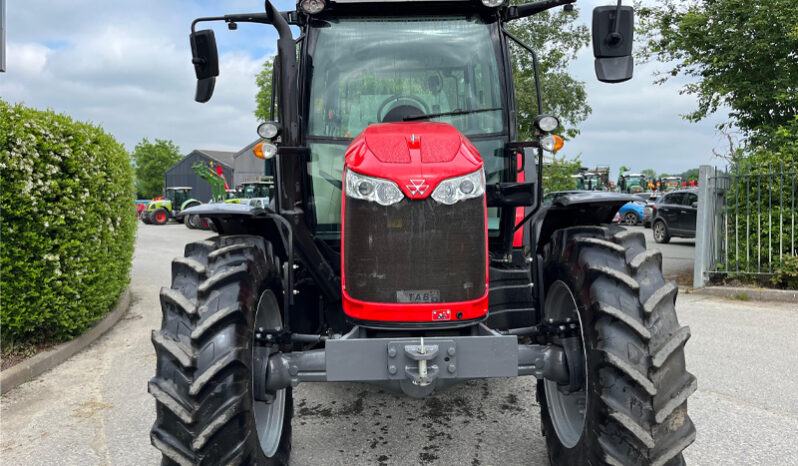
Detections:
240,181,272,199
618,173,646,193
165,187,192,207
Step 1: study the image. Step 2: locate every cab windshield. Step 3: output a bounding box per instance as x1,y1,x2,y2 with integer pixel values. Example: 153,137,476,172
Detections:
307,16,504,138
305,16,507,236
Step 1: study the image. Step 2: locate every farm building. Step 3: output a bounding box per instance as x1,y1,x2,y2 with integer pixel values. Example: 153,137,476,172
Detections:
233,140,273,187
164,150,235,203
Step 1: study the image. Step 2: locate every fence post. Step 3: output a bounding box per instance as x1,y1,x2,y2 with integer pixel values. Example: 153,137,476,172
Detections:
694,165,713,288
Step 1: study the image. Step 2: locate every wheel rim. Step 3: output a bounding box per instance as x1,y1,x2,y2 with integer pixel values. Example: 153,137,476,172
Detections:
625,213,637,225
156,212,166,223
543,280,588,449
654,222,664,240
252,291,286,458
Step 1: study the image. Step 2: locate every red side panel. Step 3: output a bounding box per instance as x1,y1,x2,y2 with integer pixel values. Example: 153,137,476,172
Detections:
513,151,525,247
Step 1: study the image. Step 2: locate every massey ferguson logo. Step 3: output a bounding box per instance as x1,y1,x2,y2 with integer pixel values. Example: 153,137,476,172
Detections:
406,179,428,196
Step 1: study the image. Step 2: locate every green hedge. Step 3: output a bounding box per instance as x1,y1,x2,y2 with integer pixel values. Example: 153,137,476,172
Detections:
1,101,137,348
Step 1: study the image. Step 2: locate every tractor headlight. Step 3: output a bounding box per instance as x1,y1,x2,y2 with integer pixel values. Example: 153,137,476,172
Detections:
257,121,281,140
300,0,326,14
345,170,404,206
431,169,485,205
534,114,560,133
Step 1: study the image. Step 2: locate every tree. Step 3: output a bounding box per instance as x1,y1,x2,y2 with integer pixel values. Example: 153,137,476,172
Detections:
507,5,591,139
254,56,275,122
641,168,657,180
637,0,798,149
131,139,182,199
543,154,582,193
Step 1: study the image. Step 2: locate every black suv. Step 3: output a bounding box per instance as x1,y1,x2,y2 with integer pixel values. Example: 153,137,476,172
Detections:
652,188,699,243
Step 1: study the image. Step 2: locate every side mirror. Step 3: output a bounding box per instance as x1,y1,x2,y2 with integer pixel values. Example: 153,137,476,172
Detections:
592,5,634,83
691,202,698,208
190,29,220,102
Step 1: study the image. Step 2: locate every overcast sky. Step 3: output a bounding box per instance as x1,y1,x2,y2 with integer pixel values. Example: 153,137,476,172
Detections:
1,0,730,177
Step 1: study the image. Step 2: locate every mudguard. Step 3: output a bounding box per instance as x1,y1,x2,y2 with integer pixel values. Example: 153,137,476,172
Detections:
530,191,638,253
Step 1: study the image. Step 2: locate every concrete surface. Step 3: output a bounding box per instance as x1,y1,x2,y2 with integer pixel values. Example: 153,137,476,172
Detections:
634,225,696,281
2,223,796,465
692,286,798,303
1,289,131,395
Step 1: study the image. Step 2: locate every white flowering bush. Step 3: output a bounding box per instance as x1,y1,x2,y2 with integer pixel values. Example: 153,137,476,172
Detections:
1,100,136,347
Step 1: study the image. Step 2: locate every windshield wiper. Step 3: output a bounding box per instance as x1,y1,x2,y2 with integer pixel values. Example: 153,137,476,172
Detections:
403,107,502,122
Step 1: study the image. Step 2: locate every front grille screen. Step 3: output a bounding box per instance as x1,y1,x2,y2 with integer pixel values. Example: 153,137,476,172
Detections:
344,196,486,303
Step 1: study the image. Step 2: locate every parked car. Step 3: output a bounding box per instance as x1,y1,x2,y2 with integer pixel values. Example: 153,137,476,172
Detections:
652,188,699,243
642,194,662,228
614,201,645,225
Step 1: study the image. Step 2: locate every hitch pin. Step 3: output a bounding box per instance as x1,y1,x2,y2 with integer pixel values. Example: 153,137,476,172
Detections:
419,337,428,384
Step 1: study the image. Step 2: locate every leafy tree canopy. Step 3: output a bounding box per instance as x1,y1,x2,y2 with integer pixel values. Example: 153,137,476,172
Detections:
254,56,275,122
507,4,591,139
641,168,658,180
131,138,182,198
543,154,582,193
637,0,798,149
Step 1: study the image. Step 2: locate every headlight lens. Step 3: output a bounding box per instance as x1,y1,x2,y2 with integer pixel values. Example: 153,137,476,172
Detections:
431,169,485,205
345,170,404,206
481,0,504,6
534,114,561,132
300,0,326,14
257,121,280,140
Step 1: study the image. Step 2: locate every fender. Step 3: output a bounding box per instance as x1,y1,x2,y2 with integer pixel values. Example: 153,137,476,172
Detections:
530,191,638,254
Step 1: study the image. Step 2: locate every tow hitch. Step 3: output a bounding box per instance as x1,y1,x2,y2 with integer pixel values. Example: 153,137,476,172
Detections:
257,326,574,398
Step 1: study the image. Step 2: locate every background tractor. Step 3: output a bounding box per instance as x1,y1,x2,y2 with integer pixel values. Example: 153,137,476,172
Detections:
618,172,648,194
140,186,200,225
149,1,696,465
661,175,683,192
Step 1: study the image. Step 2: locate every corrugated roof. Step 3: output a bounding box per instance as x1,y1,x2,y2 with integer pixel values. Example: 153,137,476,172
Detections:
234,139,262,159
195,149,236,167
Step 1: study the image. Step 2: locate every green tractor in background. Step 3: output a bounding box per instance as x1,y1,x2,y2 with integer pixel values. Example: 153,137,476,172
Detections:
618,172,647,194
140,187,202,225
661,175,683,192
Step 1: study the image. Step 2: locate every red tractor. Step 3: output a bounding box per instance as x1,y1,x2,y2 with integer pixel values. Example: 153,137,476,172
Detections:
150,1,695,464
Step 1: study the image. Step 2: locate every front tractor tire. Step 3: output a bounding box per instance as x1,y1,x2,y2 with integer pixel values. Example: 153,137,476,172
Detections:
152,208,170,225
149,235,293,465
539,225,696,466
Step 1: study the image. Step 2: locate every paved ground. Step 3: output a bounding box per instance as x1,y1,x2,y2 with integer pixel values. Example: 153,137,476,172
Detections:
632,225,696,282
2,223,796,465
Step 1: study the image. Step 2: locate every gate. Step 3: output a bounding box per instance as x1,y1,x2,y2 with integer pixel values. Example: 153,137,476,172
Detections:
694,162,798,287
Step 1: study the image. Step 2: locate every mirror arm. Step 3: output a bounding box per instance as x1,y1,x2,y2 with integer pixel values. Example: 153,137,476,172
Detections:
502,27,543,115
504,0,576,21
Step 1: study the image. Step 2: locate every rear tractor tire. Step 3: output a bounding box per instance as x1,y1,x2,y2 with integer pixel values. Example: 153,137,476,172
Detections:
538,225,696,466
149,235,293,465
141,211,152,224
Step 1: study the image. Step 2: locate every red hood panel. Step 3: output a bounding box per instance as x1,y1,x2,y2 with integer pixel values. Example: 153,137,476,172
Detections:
346,122,483,199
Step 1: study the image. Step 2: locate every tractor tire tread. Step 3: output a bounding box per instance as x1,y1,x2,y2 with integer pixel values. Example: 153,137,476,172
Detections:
150,235,291,465
540,225,695,465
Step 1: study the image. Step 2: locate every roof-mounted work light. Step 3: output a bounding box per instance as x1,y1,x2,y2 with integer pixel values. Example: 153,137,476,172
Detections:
300,0,326,14
481,0,505,6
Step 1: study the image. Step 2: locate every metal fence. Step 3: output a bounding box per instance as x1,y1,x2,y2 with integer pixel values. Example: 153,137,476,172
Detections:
694,162,798,287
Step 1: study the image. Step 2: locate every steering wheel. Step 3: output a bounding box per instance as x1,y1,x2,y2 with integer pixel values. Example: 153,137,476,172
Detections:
377,94,430,123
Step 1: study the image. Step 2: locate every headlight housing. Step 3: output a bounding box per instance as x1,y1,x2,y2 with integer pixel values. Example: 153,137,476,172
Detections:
431,169,485,205
345,170,404,206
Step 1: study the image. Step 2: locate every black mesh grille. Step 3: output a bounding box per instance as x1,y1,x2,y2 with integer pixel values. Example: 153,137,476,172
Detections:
344,196,486,303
